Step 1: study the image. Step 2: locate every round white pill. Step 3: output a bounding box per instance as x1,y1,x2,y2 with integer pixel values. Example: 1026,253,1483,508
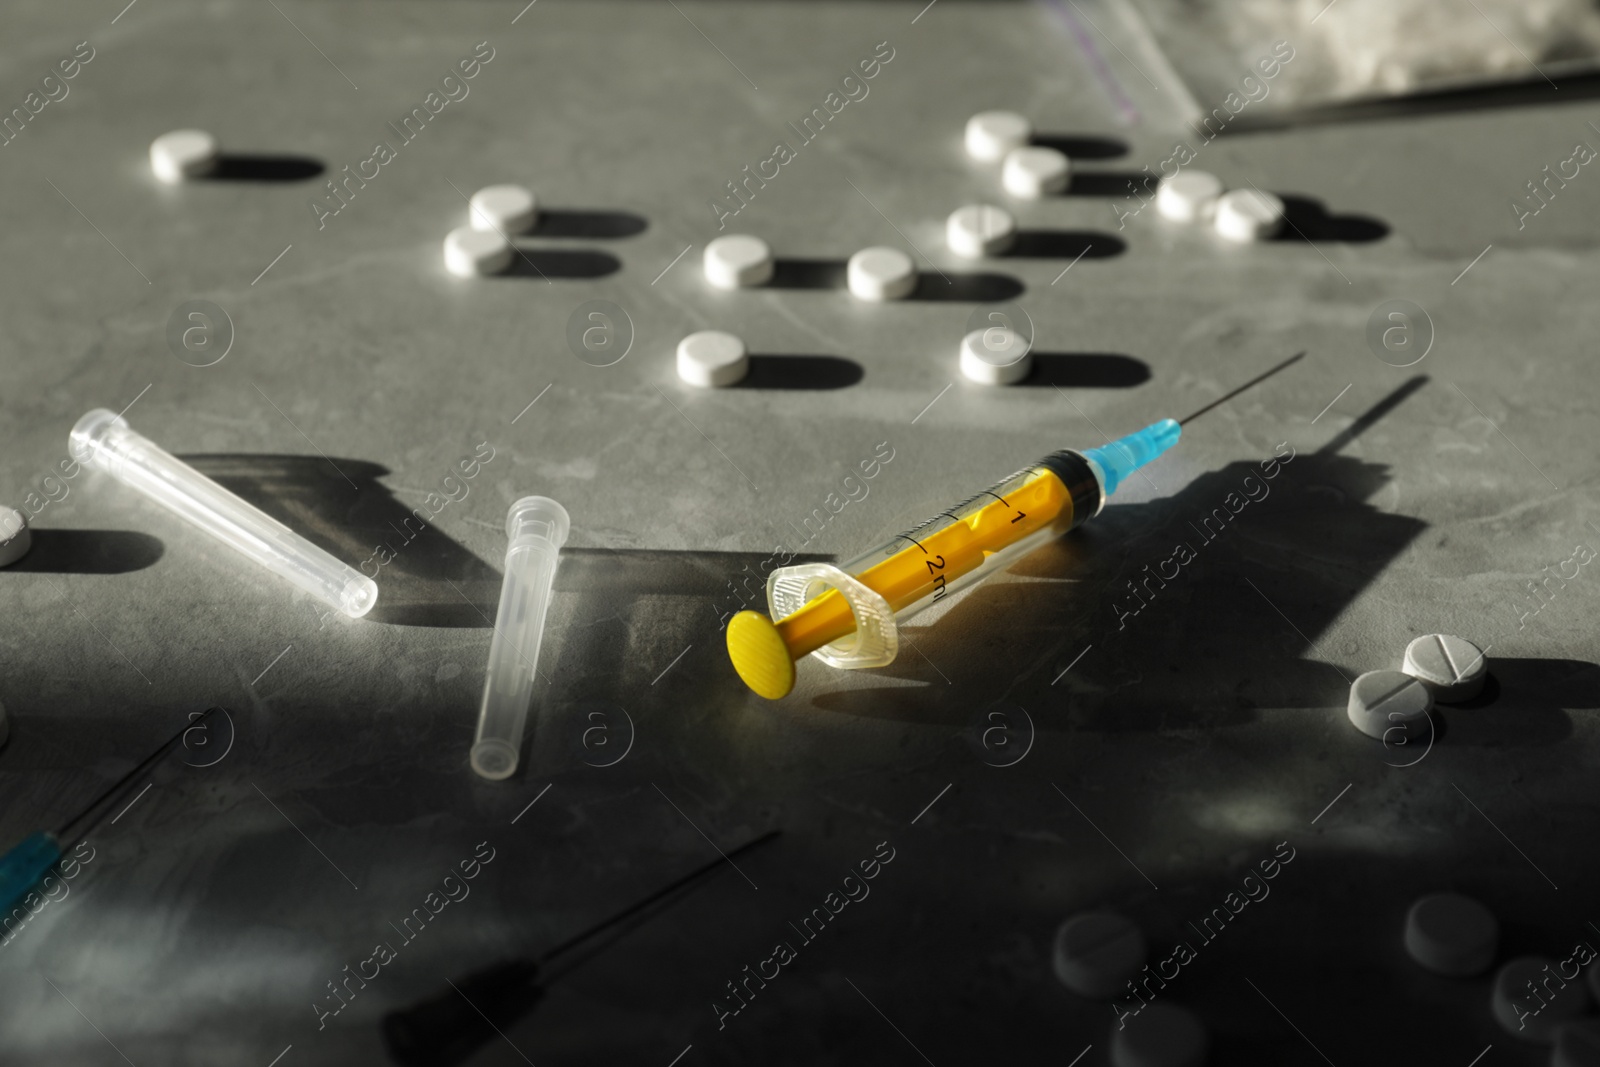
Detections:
1554,1019,1600,1067
847,246,917,301
676,330,748,387
149,129,220,184
0,507,31,568
946,204,1016,259
1001,146,1070,200
1403,893,1498,977
1156,171,1225,223
1053,911,1146,999
965,110,1031,162
1402,634,1488,703
703,235,773,290
443,226,514,277
1214,189,1285,243
1491,956,1592,1043
1347,669,1432,742
469,184,538,235
960,327,1032,385
1110,1002,1209,1067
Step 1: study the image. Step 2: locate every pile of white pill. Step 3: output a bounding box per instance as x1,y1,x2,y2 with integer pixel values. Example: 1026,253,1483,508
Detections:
1050,910,1211,1067
1152,169,1285,243
440,182,539,278
1402,886,1600,1049
1345,632,1488,742
661,107,1346,390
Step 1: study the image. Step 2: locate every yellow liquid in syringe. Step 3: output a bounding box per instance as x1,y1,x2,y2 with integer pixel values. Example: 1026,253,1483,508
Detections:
728,465,1076,698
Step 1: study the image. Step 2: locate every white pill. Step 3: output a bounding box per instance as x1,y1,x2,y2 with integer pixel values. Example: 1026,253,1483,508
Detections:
1001,146,1070,199
946,204,1016,259
1052,911,1146,999
1555,1019,1600,1067
443,226,514,277
0,506,30,567
847,246,917,301
1156,171,1225,223
1403,634,1488,703
965,110,1031,162
469,184,538,235
1110,1002,1209,1067
1491,956,1592,1043
149,129,220,184
703,235,773,290
960,327,1032,385
677,330,748,387
1347,669,1432,742
1403,893,1498,977
1214,189,1285,243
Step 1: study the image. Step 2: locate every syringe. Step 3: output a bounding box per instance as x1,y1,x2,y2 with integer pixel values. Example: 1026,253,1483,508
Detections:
726,420,1180,699
471,496,569,780
70,409,378,618
726,351,1306,699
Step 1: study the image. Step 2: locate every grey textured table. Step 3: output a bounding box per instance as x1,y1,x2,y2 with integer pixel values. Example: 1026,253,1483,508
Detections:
1,1,1597,1064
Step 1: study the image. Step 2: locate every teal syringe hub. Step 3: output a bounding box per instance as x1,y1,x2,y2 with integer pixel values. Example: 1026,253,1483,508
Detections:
1083,419,1181,497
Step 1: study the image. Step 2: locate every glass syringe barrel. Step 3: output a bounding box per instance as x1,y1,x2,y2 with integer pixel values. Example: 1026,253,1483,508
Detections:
777,452,1105,660
470,496,569,781
69,408,378,618
726,419,1181,699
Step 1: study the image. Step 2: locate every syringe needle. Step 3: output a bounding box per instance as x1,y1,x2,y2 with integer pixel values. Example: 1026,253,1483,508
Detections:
1176,350,1306,426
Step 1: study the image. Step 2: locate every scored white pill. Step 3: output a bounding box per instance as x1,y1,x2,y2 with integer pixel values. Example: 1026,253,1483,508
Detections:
965,110,1031,162
960,327,1032,385
1402,634,1488,703
150,129,220,184
1347,669,1433,742
1214,189,1285,243
1555,1018,1600,1067
1156,171,1225,223
677,330,748,387
443,226,514,278
1002,146,1070,199
1491,956,1593,1043
469,184,538,235
1053,911,1147,999
1110,1002,1209,1067
0,506,31,568
847,246,917,301
1404,893,1498,977
947,204,1017,258
703,235,774,290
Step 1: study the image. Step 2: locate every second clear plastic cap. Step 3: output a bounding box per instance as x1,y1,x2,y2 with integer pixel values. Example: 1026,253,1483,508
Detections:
506,495,570,547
